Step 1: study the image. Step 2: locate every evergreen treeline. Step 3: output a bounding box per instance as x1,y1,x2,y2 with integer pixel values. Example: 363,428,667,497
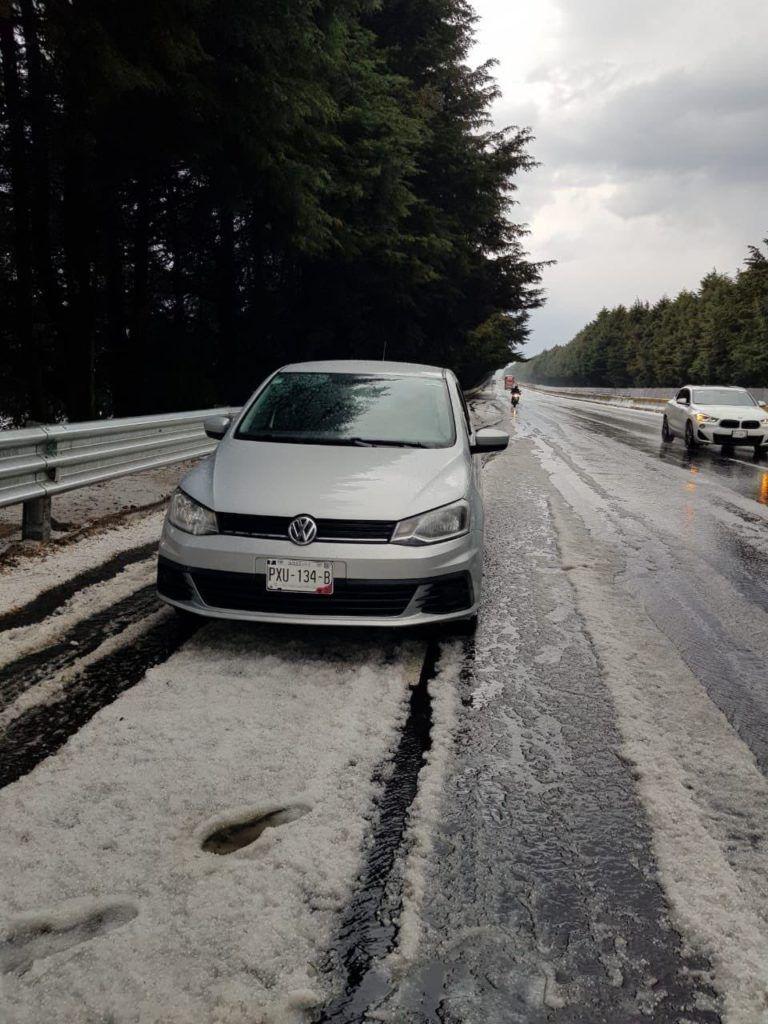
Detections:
518,241,768,388
0,0,543,425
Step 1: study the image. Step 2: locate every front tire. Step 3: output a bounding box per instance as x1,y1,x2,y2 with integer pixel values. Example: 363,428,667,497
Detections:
684,420,699,450
662,416,674,442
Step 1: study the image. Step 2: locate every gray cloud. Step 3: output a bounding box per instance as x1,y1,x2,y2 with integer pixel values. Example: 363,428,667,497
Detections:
471,0,768,352
544,61,768,183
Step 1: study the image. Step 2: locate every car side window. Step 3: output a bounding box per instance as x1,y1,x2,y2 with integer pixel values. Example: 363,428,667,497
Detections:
677,389,690,404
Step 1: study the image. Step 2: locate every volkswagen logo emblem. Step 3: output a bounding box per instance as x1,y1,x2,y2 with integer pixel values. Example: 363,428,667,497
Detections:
287,515,318,546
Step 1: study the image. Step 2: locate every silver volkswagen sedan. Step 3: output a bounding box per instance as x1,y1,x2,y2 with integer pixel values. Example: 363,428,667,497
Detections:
157,360,508,628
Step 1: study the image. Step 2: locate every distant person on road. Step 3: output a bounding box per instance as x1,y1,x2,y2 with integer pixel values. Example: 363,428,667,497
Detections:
510,384,521,409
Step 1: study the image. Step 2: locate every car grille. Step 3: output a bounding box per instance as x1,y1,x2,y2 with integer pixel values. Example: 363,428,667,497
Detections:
718,419,760,429
217,512,396,544
190,569,418,616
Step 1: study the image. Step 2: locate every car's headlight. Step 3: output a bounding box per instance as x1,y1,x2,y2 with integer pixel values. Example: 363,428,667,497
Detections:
167,489,218,535
695,413,718,424
391,499,470,546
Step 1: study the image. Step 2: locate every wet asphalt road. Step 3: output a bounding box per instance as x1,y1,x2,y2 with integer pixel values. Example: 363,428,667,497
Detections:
376,390,729,1023
374,387,768,1023
522,391,768,773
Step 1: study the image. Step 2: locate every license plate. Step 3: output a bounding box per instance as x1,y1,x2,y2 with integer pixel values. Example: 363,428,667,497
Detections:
266,558,334,594
733,429,747,438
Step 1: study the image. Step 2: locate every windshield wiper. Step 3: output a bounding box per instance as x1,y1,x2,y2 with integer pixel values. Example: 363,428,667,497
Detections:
346,438,430,448
241,433,431,448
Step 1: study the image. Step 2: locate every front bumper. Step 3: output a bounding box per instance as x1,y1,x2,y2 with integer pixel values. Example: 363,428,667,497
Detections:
697,427,766,447
157,522,482,627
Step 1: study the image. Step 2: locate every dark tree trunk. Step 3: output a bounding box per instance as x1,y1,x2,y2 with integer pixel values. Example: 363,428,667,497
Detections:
18,0,60,336
124,187,152,414
217,199,236,397
170,182,186,335
0,4,47,418
103,185,127,414
61,146,96,420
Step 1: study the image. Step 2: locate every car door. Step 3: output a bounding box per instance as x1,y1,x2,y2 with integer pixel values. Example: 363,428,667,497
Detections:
671,388,690,430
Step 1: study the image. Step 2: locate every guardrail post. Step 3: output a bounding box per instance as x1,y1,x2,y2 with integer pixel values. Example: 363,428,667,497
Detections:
22,495,52,541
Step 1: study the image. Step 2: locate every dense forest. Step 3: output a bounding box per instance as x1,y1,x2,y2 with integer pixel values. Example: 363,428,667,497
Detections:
517,241,768,388
0,0,544,425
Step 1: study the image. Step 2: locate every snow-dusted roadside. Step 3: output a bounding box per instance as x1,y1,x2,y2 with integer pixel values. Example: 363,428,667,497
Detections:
0,556,155,672
0,624,424,1024
522,384,667,415
0,507,164,616
534,434,768,1024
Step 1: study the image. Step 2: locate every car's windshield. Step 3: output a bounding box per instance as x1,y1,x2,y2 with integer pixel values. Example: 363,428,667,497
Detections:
693,389,756,407
236,372,456,448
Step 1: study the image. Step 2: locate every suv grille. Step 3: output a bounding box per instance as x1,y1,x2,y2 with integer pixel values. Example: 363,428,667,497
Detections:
741,420,760,429
217,512,395,544
720,419,739,428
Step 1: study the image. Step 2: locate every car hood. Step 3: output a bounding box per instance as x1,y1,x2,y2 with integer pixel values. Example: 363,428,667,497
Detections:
691,404,765,419
181,438,469,521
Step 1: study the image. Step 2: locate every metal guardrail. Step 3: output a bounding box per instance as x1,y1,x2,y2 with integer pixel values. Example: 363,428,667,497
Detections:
0,407,239,540
523,384,768,403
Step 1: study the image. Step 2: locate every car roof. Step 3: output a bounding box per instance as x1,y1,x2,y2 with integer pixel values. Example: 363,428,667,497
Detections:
683,384,748,391
278,359,446,379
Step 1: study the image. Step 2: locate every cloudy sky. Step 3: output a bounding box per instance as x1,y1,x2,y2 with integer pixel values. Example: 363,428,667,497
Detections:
470,0,768,354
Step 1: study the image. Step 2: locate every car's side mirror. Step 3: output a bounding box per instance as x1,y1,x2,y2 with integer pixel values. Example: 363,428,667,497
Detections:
676,398,688,405
204,415,231,440
470,427,509,454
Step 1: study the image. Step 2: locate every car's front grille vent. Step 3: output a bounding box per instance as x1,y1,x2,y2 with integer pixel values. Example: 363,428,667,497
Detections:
216,512,396,544
191,569,416,616
157,558,195,602
720,419,739,428
742,420,760,429
416,572,474,614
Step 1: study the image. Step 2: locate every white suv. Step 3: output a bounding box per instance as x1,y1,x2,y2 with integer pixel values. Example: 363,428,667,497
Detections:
662,385,768,454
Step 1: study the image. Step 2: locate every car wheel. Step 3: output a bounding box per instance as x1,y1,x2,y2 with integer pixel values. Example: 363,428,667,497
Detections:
661,416,674,442
684,421,699,450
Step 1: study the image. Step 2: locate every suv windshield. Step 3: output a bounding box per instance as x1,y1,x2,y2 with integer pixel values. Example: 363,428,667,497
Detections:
236,372,456,448
693,389,756,407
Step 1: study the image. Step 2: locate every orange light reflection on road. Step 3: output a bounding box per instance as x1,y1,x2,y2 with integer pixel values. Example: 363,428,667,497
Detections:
759,472,768,505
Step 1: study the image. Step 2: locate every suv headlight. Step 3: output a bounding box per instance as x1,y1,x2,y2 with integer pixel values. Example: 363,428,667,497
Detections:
392,499,470,546
167,489,218,535
695,413,718,424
